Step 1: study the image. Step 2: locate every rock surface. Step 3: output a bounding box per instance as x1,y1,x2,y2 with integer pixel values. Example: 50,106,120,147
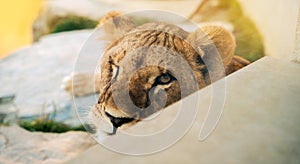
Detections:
68,57,300,163
0,30,93,119
32,0,112,41
0,125,95,164
32,0,202,41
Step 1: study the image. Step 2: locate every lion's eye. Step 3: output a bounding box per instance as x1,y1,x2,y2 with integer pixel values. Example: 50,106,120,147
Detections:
156,73,173,85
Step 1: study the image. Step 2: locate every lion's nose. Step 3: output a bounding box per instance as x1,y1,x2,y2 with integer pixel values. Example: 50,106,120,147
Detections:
105,112,134,130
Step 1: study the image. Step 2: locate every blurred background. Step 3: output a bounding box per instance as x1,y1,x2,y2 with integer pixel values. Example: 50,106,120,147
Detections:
1,0,298,60
0,0,43,58
0,0,202,59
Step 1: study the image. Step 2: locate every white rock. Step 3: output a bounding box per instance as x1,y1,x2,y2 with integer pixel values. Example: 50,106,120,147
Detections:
0,30,93,118
68,57,300,163
0,125,95,164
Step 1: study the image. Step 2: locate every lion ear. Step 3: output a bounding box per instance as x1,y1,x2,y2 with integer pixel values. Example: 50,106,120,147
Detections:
98,11,137,41
186,25,235,66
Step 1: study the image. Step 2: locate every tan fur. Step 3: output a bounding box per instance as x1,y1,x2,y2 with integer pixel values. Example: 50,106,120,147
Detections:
63,12,250,134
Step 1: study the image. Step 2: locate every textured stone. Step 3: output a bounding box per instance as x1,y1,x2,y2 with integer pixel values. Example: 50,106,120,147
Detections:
0,125,95,164
0,30,93,118
68,57,300,163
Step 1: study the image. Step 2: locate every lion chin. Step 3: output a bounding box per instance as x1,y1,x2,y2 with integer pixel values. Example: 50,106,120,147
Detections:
89,105,139,136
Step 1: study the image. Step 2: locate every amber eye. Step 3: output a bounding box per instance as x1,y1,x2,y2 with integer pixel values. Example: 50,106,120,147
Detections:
156,73,173,85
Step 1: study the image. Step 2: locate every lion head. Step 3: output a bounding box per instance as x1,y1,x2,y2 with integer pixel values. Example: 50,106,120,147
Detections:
89,12,241,135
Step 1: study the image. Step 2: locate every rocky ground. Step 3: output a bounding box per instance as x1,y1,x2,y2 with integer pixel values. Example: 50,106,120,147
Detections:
0,29,97,163
0,125,95,164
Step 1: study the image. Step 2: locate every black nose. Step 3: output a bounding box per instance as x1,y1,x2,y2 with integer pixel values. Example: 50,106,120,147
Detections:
105,112,134,129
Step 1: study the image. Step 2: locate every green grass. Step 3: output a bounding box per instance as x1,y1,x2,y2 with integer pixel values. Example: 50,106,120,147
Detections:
218,0,265,62
51,16,98,34
16,103,86,133
19,118,86,133
191,0,265,62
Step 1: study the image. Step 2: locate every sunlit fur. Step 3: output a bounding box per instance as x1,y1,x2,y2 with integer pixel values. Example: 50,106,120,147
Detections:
88,12,250,135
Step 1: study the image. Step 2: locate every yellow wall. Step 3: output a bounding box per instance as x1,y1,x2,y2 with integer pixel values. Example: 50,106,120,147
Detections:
0,0,42,58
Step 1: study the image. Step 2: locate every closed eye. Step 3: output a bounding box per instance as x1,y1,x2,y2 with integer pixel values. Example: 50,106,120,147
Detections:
111,65,119,82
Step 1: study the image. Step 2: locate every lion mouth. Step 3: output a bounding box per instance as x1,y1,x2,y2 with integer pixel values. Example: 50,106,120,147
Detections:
105,112,135,135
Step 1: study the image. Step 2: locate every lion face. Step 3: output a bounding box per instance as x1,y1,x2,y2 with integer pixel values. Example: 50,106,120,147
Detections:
93,65,183,134
90,18,236,135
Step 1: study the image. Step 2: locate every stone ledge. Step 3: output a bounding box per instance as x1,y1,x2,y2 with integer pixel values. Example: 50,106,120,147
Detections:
0,125,95,164
68,56,300,163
